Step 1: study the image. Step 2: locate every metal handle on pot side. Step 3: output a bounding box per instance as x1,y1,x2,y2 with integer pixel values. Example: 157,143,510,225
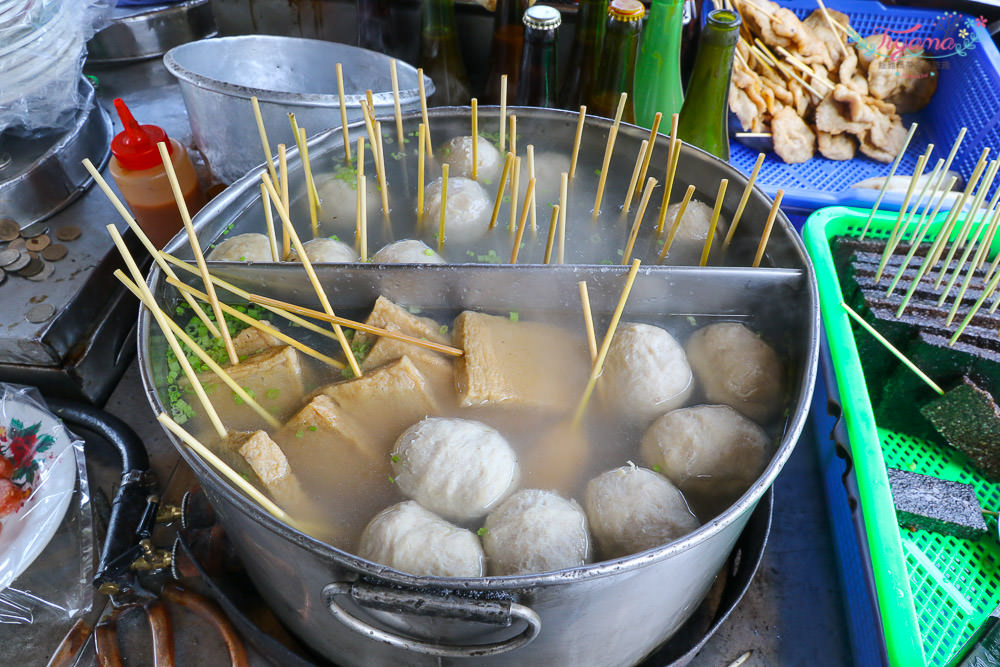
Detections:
322,582,541,658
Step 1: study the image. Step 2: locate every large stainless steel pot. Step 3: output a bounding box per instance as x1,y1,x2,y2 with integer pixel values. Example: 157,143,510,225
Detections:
140,108,819,665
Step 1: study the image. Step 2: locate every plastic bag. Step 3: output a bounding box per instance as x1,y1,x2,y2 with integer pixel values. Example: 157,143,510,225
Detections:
0,384,94,625
0,0,114,134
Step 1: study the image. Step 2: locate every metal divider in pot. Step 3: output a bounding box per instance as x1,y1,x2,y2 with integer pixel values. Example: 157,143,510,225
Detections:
142,107,819,666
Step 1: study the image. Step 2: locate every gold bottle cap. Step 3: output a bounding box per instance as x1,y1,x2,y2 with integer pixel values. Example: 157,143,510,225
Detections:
609,0,645,21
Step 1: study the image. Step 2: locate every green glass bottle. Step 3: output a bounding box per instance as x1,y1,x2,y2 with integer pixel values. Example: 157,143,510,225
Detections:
633,0,685,128
677,9,740,160
588,0,645,123
420,0,472,106
516,5,562,107
559,0,608,110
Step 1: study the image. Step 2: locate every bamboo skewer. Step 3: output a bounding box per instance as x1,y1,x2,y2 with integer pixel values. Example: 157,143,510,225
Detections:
80,158,222,339
623,177,658,265
875,147,931,281
893,156,945,250
859,122,919,239
261,183,280,262
117,270,281,429
593,93,628,217
578,282,598,362
511,178,536,263
752,41,823,98
636,112,662,199
335,63,352,162
366,90,375,119
656,113,682,234
418,68,432,155
510,114,518,161
572,259,642,425
951,268,1000,343
509,156,522,232
886,174,957,298
107,225,226,438
527,144,537,231
894,179,960,316
229,291,465,357
945,190,1000,325
158,414,295,524
260,175,360,376
156,142,238,365
290,114,320,210
417,124,427,219
842,302,944,395
659,185,697,261
439,163,449,251
295,126,320,238
928,149,991,283
935,159,1000,295
358,137,368,261
816,0,848,58
471,98,479,182
279,145,290,259
162,252,348,342
753,190,784,268
390,59,405,148
723,153,765,250
701,179,728,267
544,204,560,264
623,140,649,215
569,106,587,181
168,276,345,369
559,172,569,264
374,120,391,216
489,152,515,230
500,75,508,152
251,97,279,188
775,45,833,91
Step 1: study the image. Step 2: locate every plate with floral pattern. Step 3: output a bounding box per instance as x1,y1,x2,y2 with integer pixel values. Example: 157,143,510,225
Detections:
0,391,77,591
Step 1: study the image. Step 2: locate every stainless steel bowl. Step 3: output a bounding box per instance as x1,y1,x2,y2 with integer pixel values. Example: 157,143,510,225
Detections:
163,35,435,183
141,107,819,666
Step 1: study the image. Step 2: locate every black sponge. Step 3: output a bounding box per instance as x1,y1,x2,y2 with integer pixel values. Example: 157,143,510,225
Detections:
887,468,988,539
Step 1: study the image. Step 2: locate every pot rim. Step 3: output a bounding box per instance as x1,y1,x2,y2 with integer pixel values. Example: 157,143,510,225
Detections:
140,106,820,590
162,35,435,110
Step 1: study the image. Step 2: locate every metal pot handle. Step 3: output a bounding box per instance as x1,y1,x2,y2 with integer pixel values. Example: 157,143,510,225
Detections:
322,582,541,658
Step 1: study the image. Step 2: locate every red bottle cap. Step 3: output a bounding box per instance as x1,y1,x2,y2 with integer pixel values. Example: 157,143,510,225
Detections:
110,98,173,171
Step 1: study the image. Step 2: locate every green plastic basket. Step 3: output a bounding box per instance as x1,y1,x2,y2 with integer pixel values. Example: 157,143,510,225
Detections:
803,207,1000,667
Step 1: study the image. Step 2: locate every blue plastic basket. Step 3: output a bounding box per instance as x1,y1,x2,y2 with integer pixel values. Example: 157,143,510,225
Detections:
726,0,1000,221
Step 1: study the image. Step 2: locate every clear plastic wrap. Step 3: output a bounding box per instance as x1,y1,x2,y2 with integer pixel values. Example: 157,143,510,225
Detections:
0,384,94,626
0,0,113,134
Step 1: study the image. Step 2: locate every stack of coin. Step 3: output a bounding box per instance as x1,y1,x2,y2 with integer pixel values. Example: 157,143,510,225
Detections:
0,218,79,285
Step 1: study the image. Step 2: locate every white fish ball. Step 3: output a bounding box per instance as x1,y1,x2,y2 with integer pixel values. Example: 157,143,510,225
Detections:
422,177,491,244
358,501,484,577
584,465,699,559
392,417,519,522
482,489,591,575
685,322,784,422
439,135,503,183
640,404,772,505
601,323,694,426
372,239,446,264
287,237,359,263
208,233,273,262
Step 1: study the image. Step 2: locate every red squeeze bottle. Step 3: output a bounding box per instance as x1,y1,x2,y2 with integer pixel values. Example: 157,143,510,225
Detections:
108,98,206,249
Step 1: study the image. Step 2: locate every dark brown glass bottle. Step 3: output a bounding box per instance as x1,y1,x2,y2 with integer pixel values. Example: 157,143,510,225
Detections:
484,0,530,104
357,0,392,55
588,0,645,123
420,0,472,105
559,0,608,109
680,0,706,87
516,5,561,107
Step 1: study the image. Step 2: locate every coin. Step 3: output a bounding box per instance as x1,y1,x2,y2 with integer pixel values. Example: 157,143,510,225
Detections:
16,256,43,277
25,234,50,252
25,303,55,323
19,222,48,238
5,252,30,272
41,244,68,261
26,261,53,282
0,219,19,242
0,248,20,267
8,238,26,252
56,225,81,242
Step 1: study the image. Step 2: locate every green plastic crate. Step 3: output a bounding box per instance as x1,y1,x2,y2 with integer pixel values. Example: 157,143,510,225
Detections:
803,207,1000,667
